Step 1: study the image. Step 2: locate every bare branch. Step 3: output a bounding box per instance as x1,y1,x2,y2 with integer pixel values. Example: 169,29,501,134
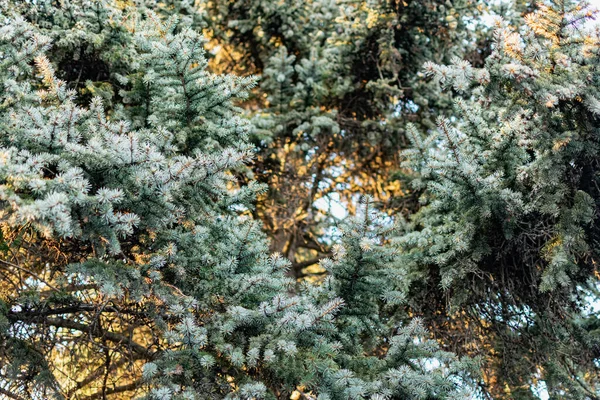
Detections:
80,380,143,400
0,259,58,291
0,388,26,400
7,315,158,360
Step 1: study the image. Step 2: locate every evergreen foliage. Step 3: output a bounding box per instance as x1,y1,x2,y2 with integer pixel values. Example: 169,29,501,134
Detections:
202,0,485,278
3,0,600,398
398,1,600,397
0,1,476,399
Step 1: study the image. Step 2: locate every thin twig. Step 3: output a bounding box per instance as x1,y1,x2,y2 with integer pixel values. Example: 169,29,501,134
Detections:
0,259,58,291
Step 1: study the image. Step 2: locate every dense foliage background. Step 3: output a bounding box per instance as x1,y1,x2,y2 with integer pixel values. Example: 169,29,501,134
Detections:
0,0,599,399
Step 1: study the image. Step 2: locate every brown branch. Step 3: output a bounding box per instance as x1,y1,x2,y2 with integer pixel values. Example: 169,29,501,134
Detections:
66,356,137,398
9,304,156,320
291,256,330,271
40,284,98,298
298,233,328,253
0,388,26,400
7,315,157,360
80,380,143,400
0,259,58,291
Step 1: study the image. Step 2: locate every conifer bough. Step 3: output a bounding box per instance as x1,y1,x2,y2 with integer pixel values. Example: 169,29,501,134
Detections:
0,2,476,399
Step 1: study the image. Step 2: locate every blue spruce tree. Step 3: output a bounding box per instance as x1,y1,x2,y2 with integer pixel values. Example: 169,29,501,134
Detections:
0,1,476,399
398,1,600,397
